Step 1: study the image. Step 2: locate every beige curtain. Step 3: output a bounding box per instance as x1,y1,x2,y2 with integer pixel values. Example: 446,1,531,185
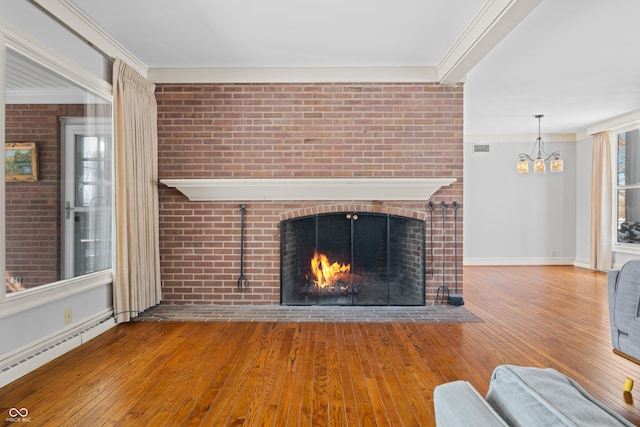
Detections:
113,58,161,323
590,131,612,271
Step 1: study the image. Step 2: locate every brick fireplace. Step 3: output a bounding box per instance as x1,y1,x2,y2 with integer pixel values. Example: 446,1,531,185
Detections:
156,82,463,305
280,210,426,306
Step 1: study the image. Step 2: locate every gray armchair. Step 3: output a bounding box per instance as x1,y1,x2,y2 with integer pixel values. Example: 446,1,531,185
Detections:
608,260,640,363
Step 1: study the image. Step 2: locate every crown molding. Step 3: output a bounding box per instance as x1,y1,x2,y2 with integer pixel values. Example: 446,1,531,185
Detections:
1,18,112,99
465,133,577,144
30,0,147,76
148,66,440,84
586,110,640,135
438,0,543,84
5,88,109,104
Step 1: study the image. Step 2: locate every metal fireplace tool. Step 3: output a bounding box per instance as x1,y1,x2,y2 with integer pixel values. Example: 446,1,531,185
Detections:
428,201,435,277
237,204,249,291
449,201,464,306
435,201,450,303
434,201,464,305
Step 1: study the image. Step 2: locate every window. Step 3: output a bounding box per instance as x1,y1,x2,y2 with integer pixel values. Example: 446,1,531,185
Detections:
616,127,640,245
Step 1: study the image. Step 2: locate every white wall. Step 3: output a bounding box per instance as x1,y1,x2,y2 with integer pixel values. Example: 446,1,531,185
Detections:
464,136,576,265
0,274,114,387
0,278,112,356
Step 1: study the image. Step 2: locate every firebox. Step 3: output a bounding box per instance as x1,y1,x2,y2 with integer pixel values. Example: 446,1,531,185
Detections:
280,212,425,306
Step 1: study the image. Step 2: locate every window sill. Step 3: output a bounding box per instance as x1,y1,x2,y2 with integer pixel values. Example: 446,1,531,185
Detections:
0,270,113,319
613,244,640,256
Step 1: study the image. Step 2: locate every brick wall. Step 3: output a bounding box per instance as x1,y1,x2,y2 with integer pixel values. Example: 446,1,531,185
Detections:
156,83,464,305
5,105,79,290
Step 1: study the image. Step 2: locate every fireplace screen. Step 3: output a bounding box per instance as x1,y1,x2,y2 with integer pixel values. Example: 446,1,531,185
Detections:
281,213,425,305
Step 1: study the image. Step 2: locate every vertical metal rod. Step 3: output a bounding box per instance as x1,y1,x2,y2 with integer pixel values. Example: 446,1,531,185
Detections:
441,201,448,289
314,214,319,304
421,218,427,304
237,204,248,291
386,214,391,305
428,201,435,277
452,201,460,294
436,201,449,303
350,212,355,305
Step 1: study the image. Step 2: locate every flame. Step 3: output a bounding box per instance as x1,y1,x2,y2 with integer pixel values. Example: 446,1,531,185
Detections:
310,250,350,288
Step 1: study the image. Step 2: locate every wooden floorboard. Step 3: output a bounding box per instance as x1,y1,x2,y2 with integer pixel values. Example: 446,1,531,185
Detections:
2,266,640,426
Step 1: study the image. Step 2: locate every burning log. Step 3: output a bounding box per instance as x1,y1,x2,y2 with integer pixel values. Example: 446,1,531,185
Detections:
302,251,363,295
310,250,350,288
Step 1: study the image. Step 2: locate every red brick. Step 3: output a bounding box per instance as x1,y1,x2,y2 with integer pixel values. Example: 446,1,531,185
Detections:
158,82,464,305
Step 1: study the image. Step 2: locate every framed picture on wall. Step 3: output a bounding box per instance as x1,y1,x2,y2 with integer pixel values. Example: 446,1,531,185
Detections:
5,142,39,182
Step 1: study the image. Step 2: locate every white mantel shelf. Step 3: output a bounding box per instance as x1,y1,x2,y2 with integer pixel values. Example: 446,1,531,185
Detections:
159,178,456,202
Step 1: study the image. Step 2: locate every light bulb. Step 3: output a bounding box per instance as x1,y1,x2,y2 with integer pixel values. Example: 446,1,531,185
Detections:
517,160,529,174
550,157,563,173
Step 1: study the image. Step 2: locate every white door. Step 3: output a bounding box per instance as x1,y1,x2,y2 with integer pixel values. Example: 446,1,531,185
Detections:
61,118,112,279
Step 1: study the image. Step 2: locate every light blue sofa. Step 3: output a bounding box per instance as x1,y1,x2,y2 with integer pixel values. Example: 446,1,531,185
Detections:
609,259,640,362
433,365,633,426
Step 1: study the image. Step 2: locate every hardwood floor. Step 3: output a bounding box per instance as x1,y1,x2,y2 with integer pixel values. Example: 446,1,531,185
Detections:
2,266,640,426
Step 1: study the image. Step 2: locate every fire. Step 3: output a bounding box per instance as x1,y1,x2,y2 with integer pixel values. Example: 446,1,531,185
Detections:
310,250,350,288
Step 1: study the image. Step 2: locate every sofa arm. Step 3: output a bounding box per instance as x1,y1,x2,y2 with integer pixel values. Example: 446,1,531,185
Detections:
487,365,634,427
433,381,508,427
609,269,621,348
623,317,640,360
609,261,640,352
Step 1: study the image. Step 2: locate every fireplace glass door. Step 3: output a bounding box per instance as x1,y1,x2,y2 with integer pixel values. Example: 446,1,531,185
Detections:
281,213,425,306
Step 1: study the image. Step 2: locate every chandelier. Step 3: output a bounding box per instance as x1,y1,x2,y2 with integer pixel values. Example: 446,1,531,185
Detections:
517,114,563,174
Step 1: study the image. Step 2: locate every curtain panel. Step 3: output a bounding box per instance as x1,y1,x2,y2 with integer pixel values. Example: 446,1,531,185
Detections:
590,131,612,271
113,58,161,323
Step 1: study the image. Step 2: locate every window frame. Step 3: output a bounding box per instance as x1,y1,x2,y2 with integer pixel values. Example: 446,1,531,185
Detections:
612,121,640,255
0,21,114,311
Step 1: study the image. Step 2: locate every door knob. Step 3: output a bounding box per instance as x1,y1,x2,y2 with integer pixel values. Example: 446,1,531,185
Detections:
64,201,75,219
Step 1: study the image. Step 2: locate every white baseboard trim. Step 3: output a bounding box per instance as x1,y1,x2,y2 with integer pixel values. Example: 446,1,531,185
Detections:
0,309,115,388
463,257,575,266
573,261,593,269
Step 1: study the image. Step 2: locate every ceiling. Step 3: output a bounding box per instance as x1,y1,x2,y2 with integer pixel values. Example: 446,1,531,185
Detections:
465,0,640,136
22,0,640,136
4,47,96,104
